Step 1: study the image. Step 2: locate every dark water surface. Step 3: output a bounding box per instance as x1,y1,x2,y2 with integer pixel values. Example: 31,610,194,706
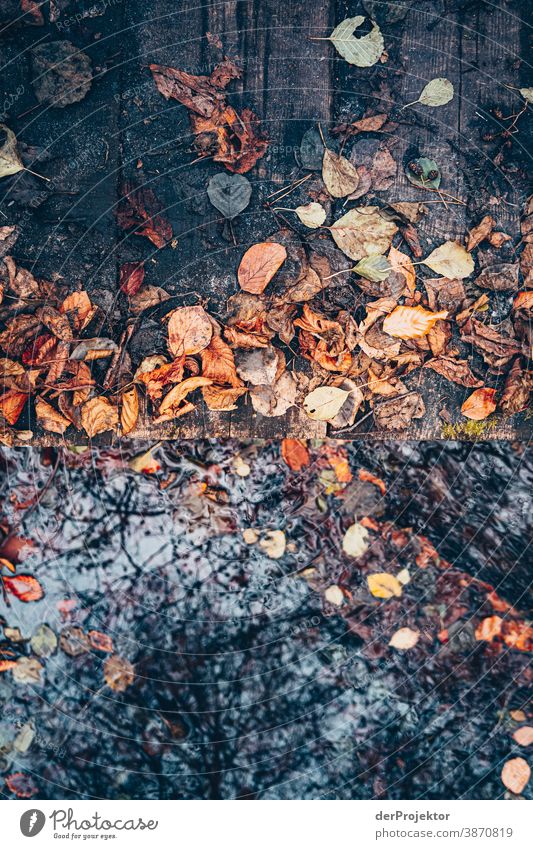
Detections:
0,440,531,800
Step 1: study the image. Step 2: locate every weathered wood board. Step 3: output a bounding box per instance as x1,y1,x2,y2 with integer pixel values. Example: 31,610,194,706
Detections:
0,0,531,442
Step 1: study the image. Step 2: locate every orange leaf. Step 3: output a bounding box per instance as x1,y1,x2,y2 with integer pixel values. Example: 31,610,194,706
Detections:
104,654,135,692
475,615,503,642
501,757,530,794
60,291,96,332
201,384,247,411
0,390,28,425
358,469,386,495
238,242,287,294
0,557,16,572
513,726,533,747
81,396,119,438
5,772,39,798
502,621,533,652
281,438,310,471
3,574,44,602
119,262,145,296
383,305,448,339
155,376,212,422
200,335,242,386
512,291,533,311
120,386,139,435
88,630,114,653
461,387,497,421
35,398,71,435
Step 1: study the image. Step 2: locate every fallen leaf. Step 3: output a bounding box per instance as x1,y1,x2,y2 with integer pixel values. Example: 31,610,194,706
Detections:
116,182,172,248
120,386,139,435
423,241,474,279
207,172,252,218
30,624,57,657
0,390,28,425
388,245,415,295
258,530,286,559
330,206,397,261
475,263,520,292
167,305,213,357
475,616,503,641
238,242,287,294
59,626,90,656
383,305,448,339
200,335,242,386
70,337,118,362
242,528,259,544
501,757,530,795
299,128,325,170
519,87,533,104
119,262,145,296
322,149,360,198
358,469,386,495
12,657,43,684
295,202,327,228
250,371,296,417
81,397,119,437
303,386,350,421
31,40,92,106
353,254,391,282
104,654,135,692
202,384,247,411
0,660,17,673
324,585,344,606
404,77,454,109
513,727,533,747
466,215,496,251
405,157,441,190
128,445,161,474
342,522,370,558
0,124,24,179
156,376,212,422
461,387,497,421
373,392,425,430
513,291,533,311
35,398,71,435
129,285,171,314
61,290,96,332
500,359,531,415
281,438,310,471
3,574,43,602
424,356,483,388
389,627,420,650
367,572,402,599
328,16,384,67
5,772,39,798
88,630,114,653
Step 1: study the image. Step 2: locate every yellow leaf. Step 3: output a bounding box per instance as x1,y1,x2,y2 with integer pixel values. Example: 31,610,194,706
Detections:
367,572,402,599
322,149,360,198
422,240,474,279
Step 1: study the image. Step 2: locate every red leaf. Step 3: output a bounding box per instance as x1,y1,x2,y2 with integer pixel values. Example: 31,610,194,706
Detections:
281,439,310,471
5,772,39,798
3,574,44,602
88,630,114,653
116,183,172,248
119,262,145,296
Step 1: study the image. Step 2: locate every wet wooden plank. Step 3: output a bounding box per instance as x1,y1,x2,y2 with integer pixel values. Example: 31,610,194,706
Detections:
0,0,530,443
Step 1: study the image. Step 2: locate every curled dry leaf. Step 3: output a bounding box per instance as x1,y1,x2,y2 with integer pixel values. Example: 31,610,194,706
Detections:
167,305,213,357
104,654,135,693
500,359,531,415
120,386,139,435
424,356,483,388
475,616,502,641
389,627,420,650
328,16,384,67
88,630,114,653
461,387,497,421
388,246,415,295
281,438,310,471
202,384,247,411
81,396,119,437
466,215,496,251
61,290,96,332
423,241,474,279
501,758,530,795
295,202,327,228
238,242,287,294
156,376,213,422
116,182,172,248
383,305,448,339
367,572,402,599
322,149,360,198
258,530,286,559
303,386,350,421
35,398,71,435
330,206,398,261
200,335,242,386
3,574,44,602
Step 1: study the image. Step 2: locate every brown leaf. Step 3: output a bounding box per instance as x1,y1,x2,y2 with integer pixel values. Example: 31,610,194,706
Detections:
201,384,247,411
200,335,242,386
119,262,145,296
129,285,171,314
0,314,41,356
31,40,92,107
59,626,90,656
281,438,310,471
167,305,213,357
116,182,172,248
35,398,71,435
38,305,73,341
501,758,530,795
3,574,44,602
155,376,212,422
295,305,351,372
80,396,119,437
424,356,483,388
520,242,533,287
460,318,521,367
383,305,448,339
466,215,496,251
369,147,397,191
136,357,185,401
475,263,520,292
513,291,533,311
500,359,531,414
104,655,135,692
120,386,139,435
250,371,296,417
238,242,287,294
60,290,96,332
461,387,497,420
388,246,415,296
373,392,425,430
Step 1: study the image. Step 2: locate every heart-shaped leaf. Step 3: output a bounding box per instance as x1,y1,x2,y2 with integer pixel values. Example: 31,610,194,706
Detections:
207,172,252,219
